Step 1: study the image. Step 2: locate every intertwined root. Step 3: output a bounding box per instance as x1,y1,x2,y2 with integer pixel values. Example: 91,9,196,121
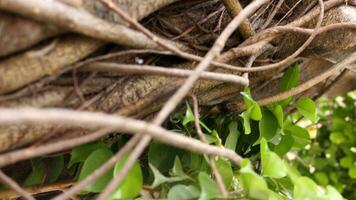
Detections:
0,0,355,152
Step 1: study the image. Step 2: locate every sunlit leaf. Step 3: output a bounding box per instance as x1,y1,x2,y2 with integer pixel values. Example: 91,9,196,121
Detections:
296,97,319,123
78,148,113,192
260,139,287,178
293,177,321,200
111,154,143,199
284,124,310,148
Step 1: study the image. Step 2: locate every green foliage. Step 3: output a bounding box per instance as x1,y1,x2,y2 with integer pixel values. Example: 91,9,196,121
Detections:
20,64,352,199
23,158,46,186
112,154,143,199
279,63,300,106
78,148,114,192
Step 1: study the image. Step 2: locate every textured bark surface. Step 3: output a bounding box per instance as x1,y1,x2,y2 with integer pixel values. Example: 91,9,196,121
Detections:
0,1,354,152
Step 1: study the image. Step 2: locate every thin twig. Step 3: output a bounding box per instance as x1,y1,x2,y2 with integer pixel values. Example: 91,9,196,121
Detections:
191,96,228,197
227,51,356,109
0,108,243,167
0,180,73,200
0,170,35,200
83,62,248,85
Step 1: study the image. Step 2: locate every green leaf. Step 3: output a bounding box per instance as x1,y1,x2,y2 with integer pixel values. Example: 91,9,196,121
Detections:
68,142,107,168
259,109,279,141
274,133,294,156
148,142,179,172
78,148,113,192
149,163,184,188
329,132,346,144
260,139,287,178
241,87,262,121
171,156,191,180
47,156,64,183
270,105,284,128
198,172,220,200
183,103,195,126
239,159,270,200
224,121,239,150
348,166,356,179
23,158,46,186
284,124,310,148
280,63,299,92
278,63,299,106
211,130,223,147
326,186,343,200
168,185,200,200
296,97,319,123
340,156,353,168
240,107,252,134
111,154,143,199
216,158,233,189
293,177,321,200
314,172,329,186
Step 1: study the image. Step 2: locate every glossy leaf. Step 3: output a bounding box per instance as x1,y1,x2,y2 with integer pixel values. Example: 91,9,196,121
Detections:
285,124,310,148
275,133,294,156
224,121,239,150
296,97,319,123
259,109,279,141
270,105,284,128
78,148,113,192
168,185,200,200
111,154,143,199
260,139,287,178
198,172,220,200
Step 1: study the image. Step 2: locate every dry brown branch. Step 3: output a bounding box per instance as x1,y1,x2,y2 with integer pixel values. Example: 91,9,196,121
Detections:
227,51,356,109
83,62,249,85
222,0,255,38
0,0,167,50
0,108,243,166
